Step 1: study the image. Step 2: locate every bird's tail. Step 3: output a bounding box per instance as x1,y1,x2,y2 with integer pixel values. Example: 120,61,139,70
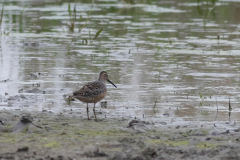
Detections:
63,93,76,105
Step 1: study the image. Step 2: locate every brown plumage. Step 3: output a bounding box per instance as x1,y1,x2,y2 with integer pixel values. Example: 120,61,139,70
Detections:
72,71,117,121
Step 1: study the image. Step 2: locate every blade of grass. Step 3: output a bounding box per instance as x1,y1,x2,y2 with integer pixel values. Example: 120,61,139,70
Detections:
79,15,82,22
153,101,157,114
229,98,232,122
19,7,25,20
0,6,4,29
67,3,75,32
89,30,91,41
73,4,76,21
68,3,72,19
5,30,12,35
93,28,103,40
90,28,103,43
203,5,216,26
78,11,91,32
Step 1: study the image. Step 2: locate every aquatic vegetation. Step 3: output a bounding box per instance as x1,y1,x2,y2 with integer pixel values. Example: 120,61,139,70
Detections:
155,43,169,52
92,28,103,42
215,94,219,121
67,3,78,32
199,92,204,107
0,5,10,35
67,3,103,44
203,5,216,26
0,5,3,30
229,97,232,112
197,0,216,26
156,44,161,51
228,97,232,122
153,100,157,114
88,28,103,44
0,6,25,35
121,0,134,4
67,3,92,33
168,38,173,45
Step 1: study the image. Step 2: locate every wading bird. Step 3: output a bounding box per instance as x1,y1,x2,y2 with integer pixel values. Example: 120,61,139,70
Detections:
71,71,117,121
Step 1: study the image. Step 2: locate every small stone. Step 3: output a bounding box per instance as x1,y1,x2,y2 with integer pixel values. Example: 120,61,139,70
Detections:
17,146,29,152
111,152,127,160
205,137,211,141
211,131,219,136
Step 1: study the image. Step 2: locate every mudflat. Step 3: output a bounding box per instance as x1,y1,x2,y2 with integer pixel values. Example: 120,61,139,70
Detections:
0,109,240,160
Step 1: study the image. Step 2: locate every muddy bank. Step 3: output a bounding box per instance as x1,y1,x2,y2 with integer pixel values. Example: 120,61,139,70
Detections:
0,110,240,160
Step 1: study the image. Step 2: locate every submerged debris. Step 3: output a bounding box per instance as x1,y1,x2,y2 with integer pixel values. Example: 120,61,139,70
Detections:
127,120,152,132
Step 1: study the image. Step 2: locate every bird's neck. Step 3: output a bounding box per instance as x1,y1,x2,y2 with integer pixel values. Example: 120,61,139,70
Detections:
98,78,105,83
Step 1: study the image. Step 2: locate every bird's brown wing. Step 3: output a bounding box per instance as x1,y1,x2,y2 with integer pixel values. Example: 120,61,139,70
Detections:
73,81,105,98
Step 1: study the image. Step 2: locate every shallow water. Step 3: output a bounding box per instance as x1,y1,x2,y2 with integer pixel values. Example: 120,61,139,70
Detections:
1,0,240,122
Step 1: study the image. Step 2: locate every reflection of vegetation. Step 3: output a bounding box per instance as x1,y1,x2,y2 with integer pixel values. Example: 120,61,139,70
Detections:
0,6,25,35
0,6,3,29
197,0,216,26
0,6,10,35
0,5,10,35
121,0,134,4
203,5,216,26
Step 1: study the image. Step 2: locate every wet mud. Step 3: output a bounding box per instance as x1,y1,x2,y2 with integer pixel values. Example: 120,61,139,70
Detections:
0,110,240,160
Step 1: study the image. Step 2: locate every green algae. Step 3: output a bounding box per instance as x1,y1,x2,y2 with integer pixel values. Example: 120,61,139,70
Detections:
147,139,163,144
147,139,189,146
197,142,218,149
44,141,60,148
201,130,209,134
168,140,189,146
181,132,189,137
22,126,29,133
0,133,21,143
77,129,129,137
3,124,13,133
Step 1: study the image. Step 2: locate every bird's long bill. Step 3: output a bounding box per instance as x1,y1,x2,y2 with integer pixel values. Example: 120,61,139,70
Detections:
107,79,117,88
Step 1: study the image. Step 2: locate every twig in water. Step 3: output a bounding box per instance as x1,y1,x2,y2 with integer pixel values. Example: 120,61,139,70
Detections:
31,122,43,129
215,95,218,121
229,97,232,122
153,101,157,114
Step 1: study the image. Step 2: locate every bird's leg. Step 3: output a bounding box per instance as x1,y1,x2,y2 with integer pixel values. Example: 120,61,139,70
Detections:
87,103,90,120
93,103,98,122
